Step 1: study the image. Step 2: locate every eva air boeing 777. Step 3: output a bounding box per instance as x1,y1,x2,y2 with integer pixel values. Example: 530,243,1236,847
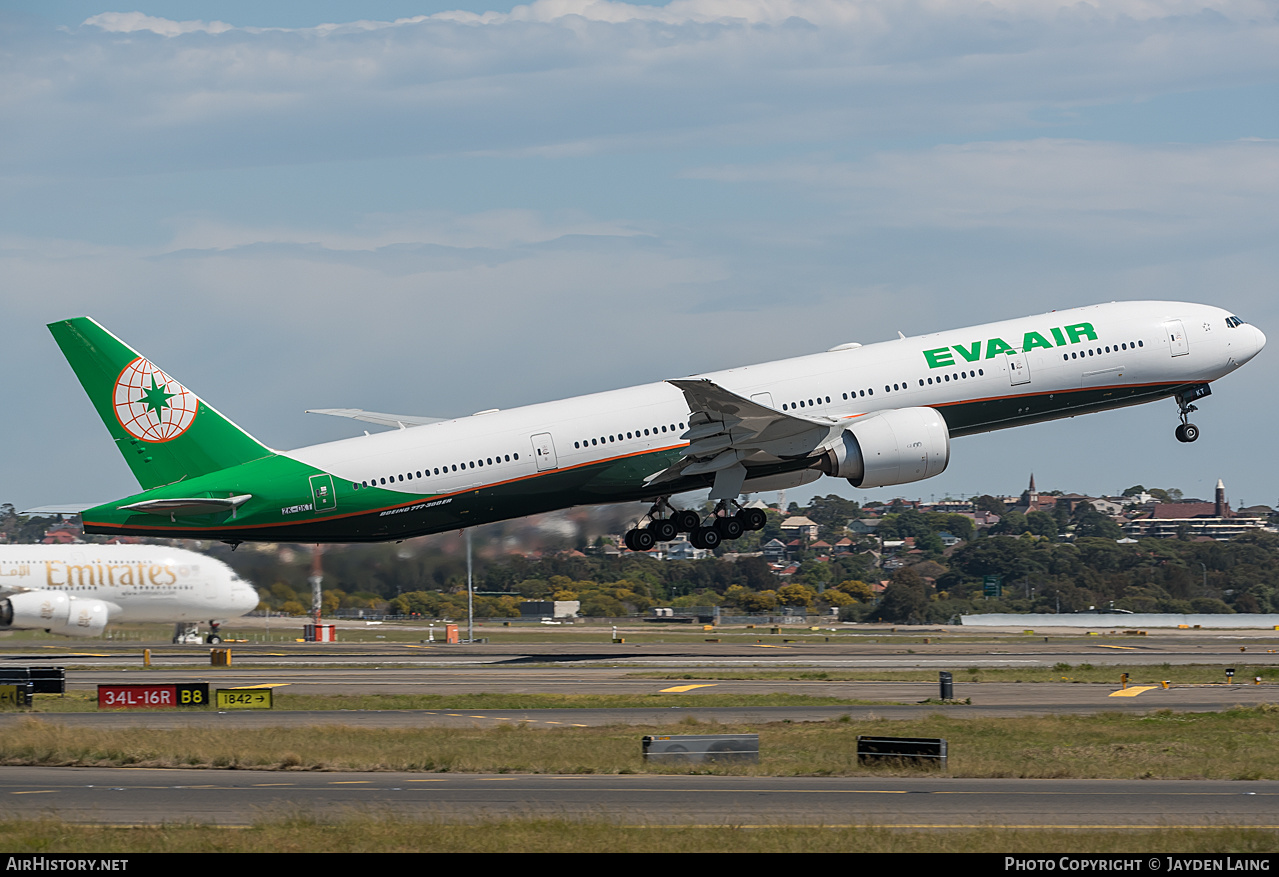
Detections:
37,302,1264,550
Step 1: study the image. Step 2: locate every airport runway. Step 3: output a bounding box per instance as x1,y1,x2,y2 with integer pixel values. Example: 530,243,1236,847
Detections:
4,632,1277,671
2,632,1275,829
2,767,1275,827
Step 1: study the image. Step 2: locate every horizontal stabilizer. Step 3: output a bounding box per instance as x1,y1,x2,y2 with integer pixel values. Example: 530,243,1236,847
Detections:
18,504,101,517
305,408,446,429
119,495,252,517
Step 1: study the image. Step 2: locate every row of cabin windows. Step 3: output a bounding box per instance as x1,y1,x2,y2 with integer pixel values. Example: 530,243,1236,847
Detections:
1062,340,1143,361
352,452,521,489
920,369,983,386
774,339,1146,408
786,371,990,410
574,423,686,451
783,396,831,411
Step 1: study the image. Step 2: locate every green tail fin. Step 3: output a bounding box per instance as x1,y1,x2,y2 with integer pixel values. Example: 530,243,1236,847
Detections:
49,317,273,490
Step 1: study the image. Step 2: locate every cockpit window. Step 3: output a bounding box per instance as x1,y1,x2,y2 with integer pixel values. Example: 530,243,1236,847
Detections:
1226,316,1247,328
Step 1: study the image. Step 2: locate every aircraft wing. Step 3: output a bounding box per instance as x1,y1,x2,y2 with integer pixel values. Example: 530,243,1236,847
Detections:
651,378,844,498
305,408,446,429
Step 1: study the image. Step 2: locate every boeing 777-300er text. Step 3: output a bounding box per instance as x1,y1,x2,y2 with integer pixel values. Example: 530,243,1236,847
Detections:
32,302,1264,551
0,544,259,641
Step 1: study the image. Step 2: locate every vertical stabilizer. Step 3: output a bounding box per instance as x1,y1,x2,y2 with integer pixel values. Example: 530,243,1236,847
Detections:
48,317,273,490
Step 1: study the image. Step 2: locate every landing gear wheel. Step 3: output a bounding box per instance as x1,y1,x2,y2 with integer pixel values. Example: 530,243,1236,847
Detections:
648,518,679,542
690,526,722,550
673,509,701,533
714,516,745,541
206,634,222,644
739,508,767,531
1175,422,1200,443
630,528,656,551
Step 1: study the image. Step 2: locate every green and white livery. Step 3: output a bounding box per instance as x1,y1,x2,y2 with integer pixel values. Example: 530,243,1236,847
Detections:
43,302,1265,549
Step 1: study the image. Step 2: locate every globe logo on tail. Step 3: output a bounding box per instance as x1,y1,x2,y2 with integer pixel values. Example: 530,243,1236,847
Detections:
113,357,199,442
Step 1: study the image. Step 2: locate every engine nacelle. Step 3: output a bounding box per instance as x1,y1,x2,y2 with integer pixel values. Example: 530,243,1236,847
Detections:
0,591,110,637
815,406,950,489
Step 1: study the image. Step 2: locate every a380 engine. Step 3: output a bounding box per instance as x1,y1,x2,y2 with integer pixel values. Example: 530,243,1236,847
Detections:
814,406,950,489
0,590,110,637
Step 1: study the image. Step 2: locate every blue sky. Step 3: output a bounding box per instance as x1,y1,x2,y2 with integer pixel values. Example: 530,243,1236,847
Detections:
3,1,1277,514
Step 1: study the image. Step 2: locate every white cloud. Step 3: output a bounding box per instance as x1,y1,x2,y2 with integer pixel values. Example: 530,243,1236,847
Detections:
83,12,235,36
159,209,650,253
83,1,1279,31
0,1,1260,175
692,138,1279,239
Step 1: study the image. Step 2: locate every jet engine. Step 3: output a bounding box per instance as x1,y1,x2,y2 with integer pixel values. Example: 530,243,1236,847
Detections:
0,591,110,637
814,406,950,489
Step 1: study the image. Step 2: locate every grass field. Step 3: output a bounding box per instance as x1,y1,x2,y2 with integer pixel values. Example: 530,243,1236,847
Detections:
4,705,1278,779
4,817,1278,853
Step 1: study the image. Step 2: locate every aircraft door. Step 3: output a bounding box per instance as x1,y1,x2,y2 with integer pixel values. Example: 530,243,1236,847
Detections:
1007,350,1031,386
750,392,775,409
1164,320,1189,356
309,474,338,513
531,433,559,471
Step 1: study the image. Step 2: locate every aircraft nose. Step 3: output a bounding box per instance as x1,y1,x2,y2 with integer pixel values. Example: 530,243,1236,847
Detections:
1252,324,1267,357
235,585,260,614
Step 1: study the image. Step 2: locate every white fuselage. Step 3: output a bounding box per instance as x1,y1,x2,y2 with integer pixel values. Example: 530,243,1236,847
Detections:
0,544,259,626
286,301,1265,498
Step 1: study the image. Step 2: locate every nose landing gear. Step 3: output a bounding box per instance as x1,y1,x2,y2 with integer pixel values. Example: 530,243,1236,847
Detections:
1175,402,1200,444
1174,385,1211,443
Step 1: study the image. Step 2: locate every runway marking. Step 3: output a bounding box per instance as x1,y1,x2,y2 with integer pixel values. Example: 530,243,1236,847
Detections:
753,645,792,650
660,684,718,692
1109,686,1159,697
11,790,56,795
329,781,371,785
225,683,290,689
406,779,448,783
251,784,295,787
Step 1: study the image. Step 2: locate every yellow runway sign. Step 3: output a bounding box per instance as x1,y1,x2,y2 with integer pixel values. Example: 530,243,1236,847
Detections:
215,689,273,709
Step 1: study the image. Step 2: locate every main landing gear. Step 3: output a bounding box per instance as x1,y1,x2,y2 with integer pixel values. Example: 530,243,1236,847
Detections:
622,498,767,552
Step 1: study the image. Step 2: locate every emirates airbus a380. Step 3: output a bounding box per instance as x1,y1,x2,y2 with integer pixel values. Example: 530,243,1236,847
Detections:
32,301,1264,551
